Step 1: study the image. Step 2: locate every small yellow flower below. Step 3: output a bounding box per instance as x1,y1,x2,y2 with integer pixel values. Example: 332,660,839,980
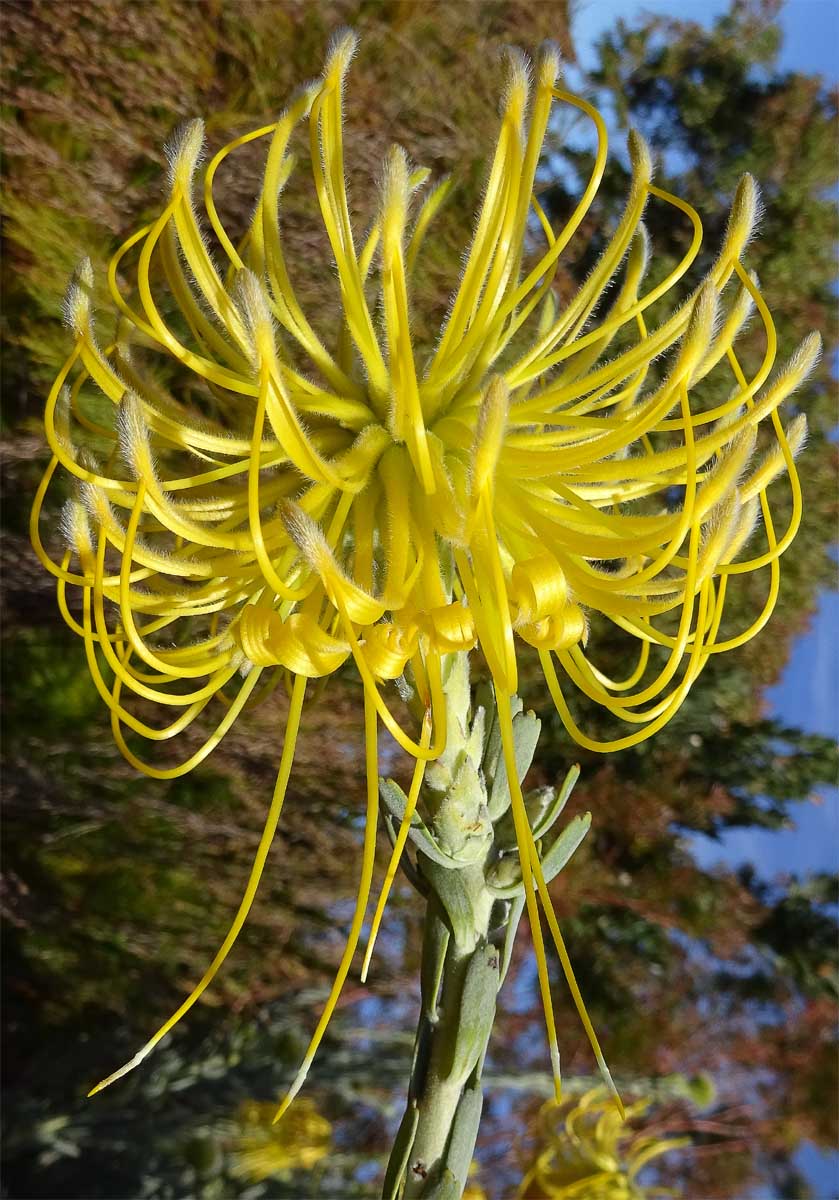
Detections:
230,1096,331,1182
519,1087,690,1199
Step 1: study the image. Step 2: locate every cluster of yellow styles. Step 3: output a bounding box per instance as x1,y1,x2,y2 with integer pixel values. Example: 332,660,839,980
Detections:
519,1087,689,1199
230,1096,331,1183
32,32,815,1124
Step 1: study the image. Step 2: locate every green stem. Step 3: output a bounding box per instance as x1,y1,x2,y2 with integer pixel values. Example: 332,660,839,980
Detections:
385,886,501,1200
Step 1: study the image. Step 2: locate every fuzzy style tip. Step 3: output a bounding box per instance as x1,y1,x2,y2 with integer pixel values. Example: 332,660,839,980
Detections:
164,118,205,189
324,27,359,83
62,258,95,334
536,40,562,89
116,392,155,481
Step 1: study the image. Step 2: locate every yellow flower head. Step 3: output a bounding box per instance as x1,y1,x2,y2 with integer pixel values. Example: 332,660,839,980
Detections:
519,1087,690,1199
32,33,815,1118
229,1096,331,1183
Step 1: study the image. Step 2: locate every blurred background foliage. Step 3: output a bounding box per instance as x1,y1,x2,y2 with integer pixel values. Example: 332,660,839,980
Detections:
1,1,837,1197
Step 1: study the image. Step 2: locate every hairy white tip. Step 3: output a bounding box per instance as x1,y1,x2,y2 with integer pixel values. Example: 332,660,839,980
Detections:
787,331,822,380
60,499,92,558
61,258,95,333
236,270,274,365
283,80,320,121
324,27,359,81
76,448,102,475
116,392,154,480
537,40,562,88
786,411,809,457
627,128,654,189
676,282,719,383
279,500,330,570
721,174,763,263
739,413,809,505
165,118,205,188
501,46,532,117
381,144,411,258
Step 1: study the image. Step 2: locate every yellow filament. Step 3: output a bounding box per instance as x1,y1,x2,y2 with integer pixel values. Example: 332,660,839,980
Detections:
88,674,306,1095
247,367,328,604
273,683,380,1125
337,598,447,761
496,688,562,1102
82,587,223,741
204,122,277,266
406,176,454,273
361,711,432,981
528,820,624,1120
309,75,389,403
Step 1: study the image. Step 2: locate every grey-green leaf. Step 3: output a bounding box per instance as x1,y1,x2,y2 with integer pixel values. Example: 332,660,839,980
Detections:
442,1081,483,1184
380,778,464,869
540,811,592,884
382,1102,420,1200
419,1169,462,1200
482,692,522,785
487,709,541,821
420,901,450,1021
532,764,581,839
498,893,526,985
444,939,499,1083
486,813,591,898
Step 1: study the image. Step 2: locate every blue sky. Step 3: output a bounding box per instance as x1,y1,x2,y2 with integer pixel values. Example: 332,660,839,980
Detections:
572,0,839,80
691,592,839,877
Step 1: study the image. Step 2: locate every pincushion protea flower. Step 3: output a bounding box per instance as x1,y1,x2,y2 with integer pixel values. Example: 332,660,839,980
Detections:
32,30,816,1122
230,1096,331,1182
519,1087,690,1199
